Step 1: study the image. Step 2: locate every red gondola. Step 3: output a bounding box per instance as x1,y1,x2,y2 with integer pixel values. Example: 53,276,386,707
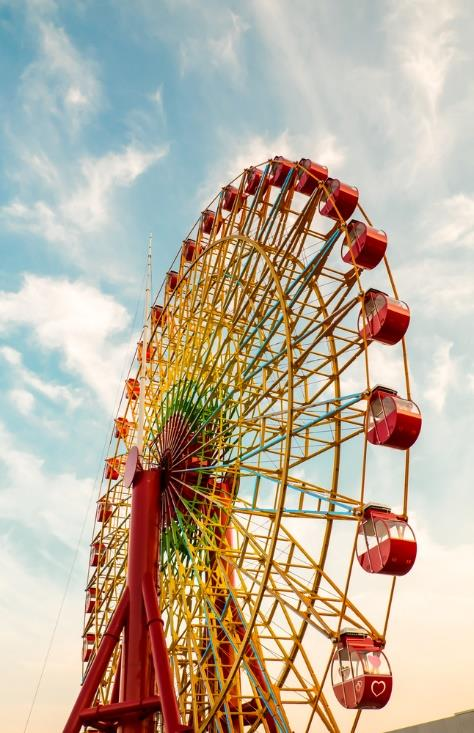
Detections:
82,633,95,662
182,238,199,263
201,209,215,234
104,457,121,480
320,178,359,221
366,386,422,450
270,156,295,188
85,587,97,614
151,305,166,328
332,631,392,709
359,289,410,345
244,166,270,196
295,158,328,195
137,340,156,363
89,542,106,568
222,185,238,211
222,185,247,212
342,220,387,269
96,498,113,523
125,378,140,401
357,505,417,575
114,416,132,440
166,270,178,293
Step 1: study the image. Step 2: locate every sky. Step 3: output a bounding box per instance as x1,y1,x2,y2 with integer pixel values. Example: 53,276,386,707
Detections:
0,0,473,731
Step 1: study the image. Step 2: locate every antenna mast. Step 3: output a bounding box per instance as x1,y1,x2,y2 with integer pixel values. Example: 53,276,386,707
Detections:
137,233,152,455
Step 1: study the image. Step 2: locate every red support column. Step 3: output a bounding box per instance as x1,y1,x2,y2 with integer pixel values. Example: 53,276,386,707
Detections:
119,469,160,733
142,573,184,733
63,464,187,733
63,590,129,733
80,696,162,723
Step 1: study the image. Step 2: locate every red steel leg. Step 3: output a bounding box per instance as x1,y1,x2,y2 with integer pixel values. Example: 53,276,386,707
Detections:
119,469,160,733
142,573,186,732
63,590,129,733
63,467,186,733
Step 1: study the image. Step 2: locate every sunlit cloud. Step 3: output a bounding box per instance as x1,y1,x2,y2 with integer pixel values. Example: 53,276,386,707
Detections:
423,340,458,413
20,18,102,132
0,275,132,409
0,144,168,268
0,346,82,410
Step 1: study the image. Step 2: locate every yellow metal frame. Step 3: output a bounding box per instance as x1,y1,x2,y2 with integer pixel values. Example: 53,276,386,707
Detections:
82,158,413,733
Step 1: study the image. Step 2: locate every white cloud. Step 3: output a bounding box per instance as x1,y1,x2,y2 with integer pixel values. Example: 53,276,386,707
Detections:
384,0,461,177
395,256,474,316
149,84,165,122
0,418,93,730
0,144,168,265
61,146,166,233
179,9,248,79
207,11,249,76
244,0,464,191
20,19,101,131
423,340,458,412
0,275,132,409
0,7,169,279
20,150,60,188
0,346,21,366
1,199,70,246
390,0,459,115
422,192,474,250
0,346,82,409
8,388,36,415
65,85,88,107
150,86,163,105
0,421,93,547
0,534,85,733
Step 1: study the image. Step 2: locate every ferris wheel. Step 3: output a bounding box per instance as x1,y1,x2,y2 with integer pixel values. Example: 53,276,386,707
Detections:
64,156,422,733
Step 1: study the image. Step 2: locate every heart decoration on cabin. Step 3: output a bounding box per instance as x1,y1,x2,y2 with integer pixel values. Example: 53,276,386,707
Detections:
371,680,386,697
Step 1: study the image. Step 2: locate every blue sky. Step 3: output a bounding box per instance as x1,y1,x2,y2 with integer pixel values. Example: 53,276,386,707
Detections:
0,1,473,731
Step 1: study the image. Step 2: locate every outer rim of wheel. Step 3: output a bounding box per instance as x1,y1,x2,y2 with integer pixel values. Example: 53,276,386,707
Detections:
83,157,414,733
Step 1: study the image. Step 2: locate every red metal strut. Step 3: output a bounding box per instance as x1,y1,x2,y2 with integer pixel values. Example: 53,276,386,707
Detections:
63,467,189,733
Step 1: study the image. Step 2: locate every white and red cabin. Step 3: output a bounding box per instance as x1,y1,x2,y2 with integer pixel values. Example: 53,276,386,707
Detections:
82,633,95,662
222,185,247,212
270,156,295,188
96,498,113,523
342,220,387,269
125,378,140,401
366,386,422,450
104,456,121,480
201,209,215,234
357,504,417,576
182,238,199,263
114,416,132,440
244,166,270,196
332,631,392,710
359,289,410,345
85,586,97,614
166,270,178,294
320,178,359,221
89,542,106,568
137,340,156,363
151,304,165,329
295,158,328,195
